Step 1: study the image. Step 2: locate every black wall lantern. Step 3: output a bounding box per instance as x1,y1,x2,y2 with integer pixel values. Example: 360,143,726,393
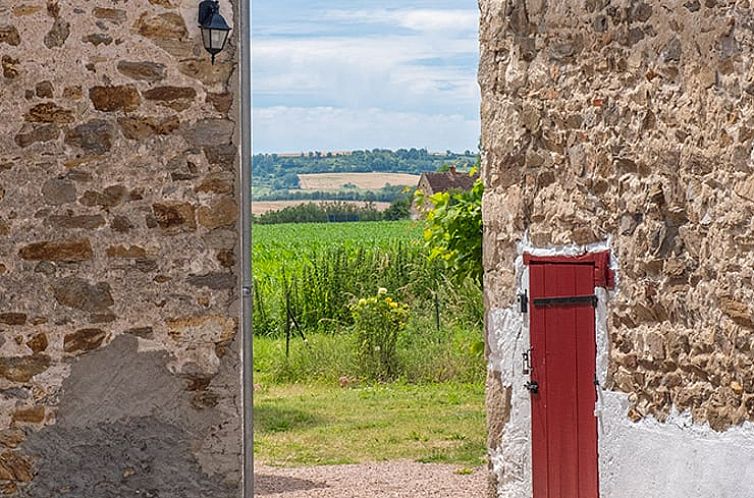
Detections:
198,0,231,64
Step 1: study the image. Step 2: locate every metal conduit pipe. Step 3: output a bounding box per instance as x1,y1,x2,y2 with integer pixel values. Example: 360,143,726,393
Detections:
239,0,254,495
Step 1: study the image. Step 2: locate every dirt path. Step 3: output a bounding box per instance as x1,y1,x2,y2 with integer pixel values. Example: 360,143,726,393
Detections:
255,461,486,497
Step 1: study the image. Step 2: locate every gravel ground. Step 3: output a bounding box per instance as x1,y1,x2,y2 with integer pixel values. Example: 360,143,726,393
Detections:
255,461,486,497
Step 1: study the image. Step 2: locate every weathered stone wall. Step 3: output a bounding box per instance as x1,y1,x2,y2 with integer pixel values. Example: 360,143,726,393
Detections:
0,0,241,495
481,0,754,495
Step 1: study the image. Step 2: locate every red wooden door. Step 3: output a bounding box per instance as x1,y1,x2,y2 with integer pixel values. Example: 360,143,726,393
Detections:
529,262,599,498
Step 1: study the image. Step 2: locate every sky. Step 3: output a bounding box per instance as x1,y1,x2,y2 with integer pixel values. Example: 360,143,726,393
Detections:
252,0,480,154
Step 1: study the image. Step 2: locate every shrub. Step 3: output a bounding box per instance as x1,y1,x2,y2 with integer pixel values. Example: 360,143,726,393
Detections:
352,288,409,381
420,176,483,284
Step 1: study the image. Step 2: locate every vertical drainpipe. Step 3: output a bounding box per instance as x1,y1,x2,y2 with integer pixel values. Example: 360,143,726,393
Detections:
239,0,254,495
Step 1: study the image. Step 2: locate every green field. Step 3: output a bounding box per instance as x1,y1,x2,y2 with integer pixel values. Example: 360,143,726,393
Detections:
252,221,435,336
252,220,422,275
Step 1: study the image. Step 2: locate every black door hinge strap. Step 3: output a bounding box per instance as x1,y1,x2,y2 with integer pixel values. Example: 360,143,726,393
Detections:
533,295,598,308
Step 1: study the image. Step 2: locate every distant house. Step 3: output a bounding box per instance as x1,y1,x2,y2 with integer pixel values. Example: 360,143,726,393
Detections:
411,166,478,219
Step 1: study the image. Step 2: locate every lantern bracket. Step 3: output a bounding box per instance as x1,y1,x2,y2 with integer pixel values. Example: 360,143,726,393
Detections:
198,0,219,26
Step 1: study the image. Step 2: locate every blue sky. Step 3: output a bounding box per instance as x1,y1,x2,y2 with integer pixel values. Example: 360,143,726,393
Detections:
252,0,480,154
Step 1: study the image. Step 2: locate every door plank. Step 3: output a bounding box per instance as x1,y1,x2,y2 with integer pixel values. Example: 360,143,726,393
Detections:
530,264,548,498
544,263,579,497
575,265,599,497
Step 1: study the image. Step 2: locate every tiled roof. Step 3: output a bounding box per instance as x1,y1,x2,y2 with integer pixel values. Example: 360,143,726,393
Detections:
420,171,478,194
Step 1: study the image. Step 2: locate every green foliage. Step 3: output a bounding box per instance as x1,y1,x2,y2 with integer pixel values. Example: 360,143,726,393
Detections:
270,172,301,190
253,196,413,225
352,289,410,381
253,148,477,181
421,177,484,283
382,191,413,221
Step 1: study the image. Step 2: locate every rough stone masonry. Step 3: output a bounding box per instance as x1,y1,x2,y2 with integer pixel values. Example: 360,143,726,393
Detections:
0,0,242,495
480,0,754,496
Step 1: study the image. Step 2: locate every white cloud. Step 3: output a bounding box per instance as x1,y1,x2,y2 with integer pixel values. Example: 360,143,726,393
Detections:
325,8,479,34
253,106,479,154
252,3,480,152
253,35,479,116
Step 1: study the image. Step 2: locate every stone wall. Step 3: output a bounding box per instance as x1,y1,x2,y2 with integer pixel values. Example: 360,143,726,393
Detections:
480,0,754,496
0,0,241,495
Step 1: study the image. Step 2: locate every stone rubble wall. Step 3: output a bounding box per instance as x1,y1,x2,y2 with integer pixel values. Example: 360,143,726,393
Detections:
480,0,754,495
0,0,241,495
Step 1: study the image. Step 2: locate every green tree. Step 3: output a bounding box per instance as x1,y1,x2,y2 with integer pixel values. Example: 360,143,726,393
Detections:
383,194,412,221
420,175,483,283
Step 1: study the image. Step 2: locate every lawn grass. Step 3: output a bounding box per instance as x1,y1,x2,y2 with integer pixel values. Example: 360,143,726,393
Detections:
254,382,486,468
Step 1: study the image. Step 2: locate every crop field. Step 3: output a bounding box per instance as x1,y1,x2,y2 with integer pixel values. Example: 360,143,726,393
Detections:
253,221,429,336
253,220,422,277
298,172,420,191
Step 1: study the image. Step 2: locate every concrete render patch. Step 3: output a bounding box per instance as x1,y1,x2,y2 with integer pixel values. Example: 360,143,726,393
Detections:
488,305,530,498
19,417,235,498
17,335,236,496
56,335,201,427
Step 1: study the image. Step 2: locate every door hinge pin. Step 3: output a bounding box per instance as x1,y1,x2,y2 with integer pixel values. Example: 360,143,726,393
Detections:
519,291,528,313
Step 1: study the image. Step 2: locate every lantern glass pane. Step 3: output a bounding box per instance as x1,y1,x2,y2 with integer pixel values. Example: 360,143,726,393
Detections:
202,27,212,50
211,29,227,50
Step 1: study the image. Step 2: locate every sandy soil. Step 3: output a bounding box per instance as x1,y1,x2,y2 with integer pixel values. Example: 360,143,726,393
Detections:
252,200,391,215
298,173,420,191
255,461,486,498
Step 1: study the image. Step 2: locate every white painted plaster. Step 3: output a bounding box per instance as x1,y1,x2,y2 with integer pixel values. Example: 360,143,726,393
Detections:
599,392,754,498
488,288,531,497
489,235,754,497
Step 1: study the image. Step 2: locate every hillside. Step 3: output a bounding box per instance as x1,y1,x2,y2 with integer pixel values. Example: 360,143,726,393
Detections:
252,148,478,202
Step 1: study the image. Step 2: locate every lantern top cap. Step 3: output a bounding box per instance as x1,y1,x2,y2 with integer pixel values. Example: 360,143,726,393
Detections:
205,12,231,31
199,0,231,30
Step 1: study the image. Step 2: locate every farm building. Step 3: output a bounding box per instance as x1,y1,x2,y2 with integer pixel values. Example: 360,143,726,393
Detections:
412,167,479,218
416,167,478,197
0,0,247,495
480,1,754,497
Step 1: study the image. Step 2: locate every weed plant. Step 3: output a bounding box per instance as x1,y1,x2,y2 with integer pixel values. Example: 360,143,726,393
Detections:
352,289,409,381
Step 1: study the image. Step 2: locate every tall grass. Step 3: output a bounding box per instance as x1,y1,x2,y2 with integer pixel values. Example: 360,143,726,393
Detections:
253,243,479,337
254,325,485,386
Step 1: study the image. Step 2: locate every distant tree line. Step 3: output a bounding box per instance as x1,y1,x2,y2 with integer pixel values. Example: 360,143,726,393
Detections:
252,148,478,192
254,196,412,225
254,184,408,203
